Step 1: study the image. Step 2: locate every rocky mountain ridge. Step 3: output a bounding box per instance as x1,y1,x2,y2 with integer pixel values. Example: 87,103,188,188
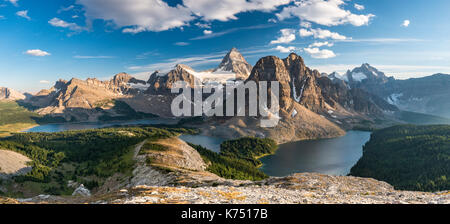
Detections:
3,50,403,142
199,53,398,143
214,47,253,80
0,87,25,101
147,48,252,94
328,64,450,118
23,73,149,121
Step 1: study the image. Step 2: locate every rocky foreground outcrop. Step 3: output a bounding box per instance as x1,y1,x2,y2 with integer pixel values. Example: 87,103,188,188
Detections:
116,173,450,204
6,173,448,204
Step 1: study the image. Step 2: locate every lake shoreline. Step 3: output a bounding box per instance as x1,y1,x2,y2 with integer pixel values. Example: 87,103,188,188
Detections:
259,131,372,177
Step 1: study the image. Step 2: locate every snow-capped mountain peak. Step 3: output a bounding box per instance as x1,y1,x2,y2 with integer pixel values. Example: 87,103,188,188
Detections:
214,48,252,80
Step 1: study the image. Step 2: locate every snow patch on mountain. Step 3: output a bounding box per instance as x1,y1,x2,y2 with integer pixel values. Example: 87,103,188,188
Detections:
129,83,151,90
182,67,237,84
351,72,367,82
386,93,403,105
292,78,307,103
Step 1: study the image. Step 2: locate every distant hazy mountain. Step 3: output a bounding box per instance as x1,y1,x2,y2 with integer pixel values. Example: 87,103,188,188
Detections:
329,64,450,118
0,87,25,101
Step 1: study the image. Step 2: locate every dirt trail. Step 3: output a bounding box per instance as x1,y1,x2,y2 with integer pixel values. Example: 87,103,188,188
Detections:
133,141,146,159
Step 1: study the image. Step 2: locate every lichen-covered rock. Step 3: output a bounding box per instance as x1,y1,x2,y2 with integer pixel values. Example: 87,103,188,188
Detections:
72,184,91,197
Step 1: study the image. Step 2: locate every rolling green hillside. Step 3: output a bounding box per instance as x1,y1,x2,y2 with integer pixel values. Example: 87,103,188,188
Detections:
0,126,197,196
188,137,277,181
350,125,450,192
0,101,39,137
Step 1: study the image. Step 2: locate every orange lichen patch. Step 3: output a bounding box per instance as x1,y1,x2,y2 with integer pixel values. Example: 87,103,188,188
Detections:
197,191,212,198
257,199,269,204
216,190,246,201
0,197,20,204
159,187,191,194
437,191,450,196
160,198,189,204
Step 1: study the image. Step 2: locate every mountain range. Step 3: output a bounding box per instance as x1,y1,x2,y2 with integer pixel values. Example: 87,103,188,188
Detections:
2,48,449,142
325,64,450,118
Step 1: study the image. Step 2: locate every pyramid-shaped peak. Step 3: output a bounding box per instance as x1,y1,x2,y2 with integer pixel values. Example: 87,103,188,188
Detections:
215,48,252,80
175,64,194,71
224,48,246,62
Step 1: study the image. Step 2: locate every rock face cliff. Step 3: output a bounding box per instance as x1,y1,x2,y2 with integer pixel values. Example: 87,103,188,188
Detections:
146,48,252,95
25,73,148,121
146,65,201,95
0,87,25,101
23,50,400,130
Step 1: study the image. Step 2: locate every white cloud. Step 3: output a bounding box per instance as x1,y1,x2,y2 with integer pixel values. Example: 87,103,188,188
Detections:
194,22,211,29
72,0,292,33
48,18,83,32
6,0,18,6
39,80,50,84
76,0,195,33
268,18,278,23
270,28,296,44
16,10,30,20
277,0,374,26
184,0,292,21
57,5,75,13
174,42,190,46
25,49,51,57
304,47,336,59
128,51,229,73
402,20,410,27
300,28,347,40
191,24,273,40
203,30,213,35
354,3,364,11
309,41,333,47
275,46,296,53
299,28,313,37
300,21,311,28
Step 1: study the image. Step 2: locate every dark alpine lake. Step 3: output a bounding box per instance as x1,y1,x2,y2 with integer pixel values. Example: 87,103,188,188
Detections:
181,131,371,176
259,131,371,176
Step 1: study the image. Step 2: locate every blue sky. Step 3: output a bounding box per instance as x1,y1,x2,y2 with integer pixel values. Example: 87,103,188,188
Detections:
1,0,450,92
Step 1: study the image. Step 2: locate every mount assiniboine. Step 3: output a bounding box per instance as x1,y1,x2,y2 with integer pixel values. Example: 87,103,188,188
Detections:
14,48,447,143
